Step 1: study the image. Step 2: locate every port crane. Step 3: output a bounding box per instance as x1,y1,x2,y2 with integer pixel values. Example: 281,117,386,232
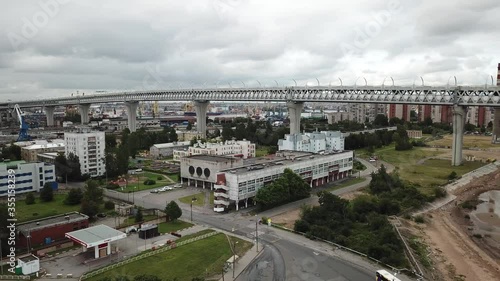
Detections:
12,104,31,141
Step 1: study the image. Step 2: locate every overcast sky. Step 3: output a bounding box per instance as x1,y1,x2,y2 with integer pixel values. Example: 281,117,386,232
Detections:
1,0,499,101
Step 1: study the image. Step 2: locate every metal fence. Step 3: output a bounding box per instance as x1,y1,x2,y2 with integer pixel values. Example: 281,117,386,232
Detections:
270,223,424,280
0,275,31,280
80,231,217,280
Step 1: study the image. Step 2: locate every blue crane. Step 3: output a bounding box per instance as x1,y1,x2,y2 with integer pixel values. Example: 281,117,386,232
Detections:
13,104,31,141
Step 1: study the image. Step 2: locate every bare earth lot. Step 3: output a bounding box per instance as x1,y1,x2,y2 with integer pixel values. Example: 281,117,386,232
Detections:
418,169,500,281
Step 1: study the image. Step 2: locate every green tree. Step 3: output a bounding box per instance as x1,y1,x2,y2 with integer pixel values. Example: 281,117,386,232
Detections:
448,171,457,181
186,122,193,131
135,208,143,223
165,201,182,221
1,144,21,160
64,188,83,205
67,152,82,181
80,199,99,219
373,114,389,127
25,193,36,205
105,134,117,149
80,180,103,218
83,180,104,204
255,169,311,209
40,183,54,202
1,204,11,259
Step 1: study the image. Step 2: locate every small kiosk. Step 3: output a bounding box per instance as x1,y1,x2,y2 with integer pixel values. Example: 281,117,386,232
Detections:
65,225,126,259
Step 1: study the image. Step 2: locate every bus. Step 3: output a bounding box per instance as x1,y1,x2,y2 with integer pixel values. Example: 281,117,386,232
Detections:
376,269,401,281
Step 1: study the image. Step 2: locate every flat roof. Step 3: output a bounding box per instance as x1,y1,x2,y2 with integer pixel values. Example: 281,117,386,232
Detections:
222,150,353,175
19,254,38,263
153,141,191,149
18,212,89,234
65,225,126,248
186,155,240,163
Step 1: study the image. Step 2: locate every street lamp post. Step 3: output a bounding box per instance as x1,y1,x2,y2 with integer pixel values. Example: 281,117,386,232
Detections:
191,197,196,222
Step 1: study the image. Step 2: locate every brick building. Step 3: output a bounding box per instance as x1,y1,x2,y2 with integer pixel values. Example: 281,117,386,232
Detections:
17,212,89,249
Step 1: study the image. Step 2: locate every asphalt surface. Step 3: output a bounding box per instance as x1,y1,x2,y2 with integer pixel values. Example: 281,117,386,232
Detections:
99,159,404,281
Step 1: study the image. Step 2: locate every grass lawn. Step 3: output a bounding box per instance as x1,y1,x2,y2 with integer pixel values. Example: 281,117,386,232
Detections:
86,233,253,281
158,220,193,233
16,193,82,222
117,172,171,193
119,215,158,228
179,192,205,206
256,146,270,157
209,191,215,206
429,135,496,149
166,173,179,182
369,145,485,193
325,177,367,192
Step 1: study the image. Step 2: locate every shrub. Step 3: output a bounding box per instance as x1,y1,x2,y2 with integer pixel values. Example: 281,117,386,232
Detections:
460,200,478,210
64,188,83,205
40,183,54,202
448,171,457,181
464,214,470,219
433,187,447,199
157,176,163,180
104,200,115,210
106,183,120,190
25,193,35,205
472,234,482,239
414,215,425,223
143,179,156,185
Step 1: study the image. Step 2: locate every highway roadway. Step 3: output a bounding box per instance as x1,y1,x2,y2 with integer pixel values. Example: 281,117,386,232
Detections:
103,158,398,281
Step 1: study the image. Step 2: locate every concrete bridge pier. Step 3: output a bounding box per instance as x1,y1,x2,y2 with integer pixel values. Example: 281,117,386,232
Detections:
492,108,500,143
79,104,91,124
194,100,209,137
44,106,55,127
452,105,467,166
286,101,304,135
125,101,139,132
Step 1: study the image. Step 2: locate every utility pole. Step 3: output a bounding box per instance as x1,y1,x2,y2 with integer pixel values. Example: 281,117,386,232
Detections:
255,220,259,252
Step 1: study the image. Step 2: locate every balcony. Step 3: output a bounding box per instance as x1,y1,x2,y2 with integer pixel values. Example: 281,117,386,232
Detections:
214,199,230,206
214,184,229,191
214,192,229,198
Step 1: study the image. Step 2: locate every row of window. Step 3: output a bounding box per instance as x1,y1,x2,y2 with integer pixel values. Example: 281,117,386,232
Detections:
0,179,33,187
0,186,33,194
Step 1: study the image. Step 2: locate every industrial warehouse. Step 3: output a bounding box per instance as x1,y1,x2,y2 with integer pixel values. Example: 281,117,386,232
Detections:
180,150,353,212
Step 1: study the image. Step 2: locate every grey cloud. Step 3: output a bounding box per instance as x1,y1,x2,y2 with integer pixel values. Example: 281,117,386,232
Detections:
0,0,500,99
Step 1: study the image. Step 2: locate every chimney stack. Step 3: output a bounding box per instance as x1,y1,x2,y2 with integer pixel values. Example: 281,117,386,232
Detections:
497,63,500,86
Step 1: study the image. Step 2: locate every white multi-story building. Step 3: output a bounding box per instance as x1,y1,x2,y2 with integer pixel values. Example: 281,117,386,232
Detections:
278,131,344,153
212,150,354,212
64,128,105,177
173,140,256,161
0,161,56,197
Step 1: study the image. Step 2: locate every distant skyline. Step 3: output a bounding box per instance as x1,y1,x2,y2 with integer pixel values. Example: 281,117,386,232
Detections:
1,0,499,101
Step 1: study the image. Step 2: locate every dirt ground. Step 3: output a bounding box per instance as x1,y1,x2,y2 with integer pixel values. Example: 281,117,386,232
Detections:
416,169,500,281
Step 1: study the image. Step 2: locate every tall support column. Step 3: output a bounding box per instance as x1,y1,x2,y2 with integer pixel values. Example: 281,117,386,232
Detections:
492,108,500,144
78,104,91,124
194,101,209,137
286,101,304,135
125,101,139,132
44,106,55,127
452,105,466,166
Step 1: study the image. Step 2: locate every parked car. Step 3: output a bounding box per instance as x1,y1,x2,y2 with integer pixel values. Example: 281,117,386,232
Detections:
150,189,159,193
97,213,107,218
